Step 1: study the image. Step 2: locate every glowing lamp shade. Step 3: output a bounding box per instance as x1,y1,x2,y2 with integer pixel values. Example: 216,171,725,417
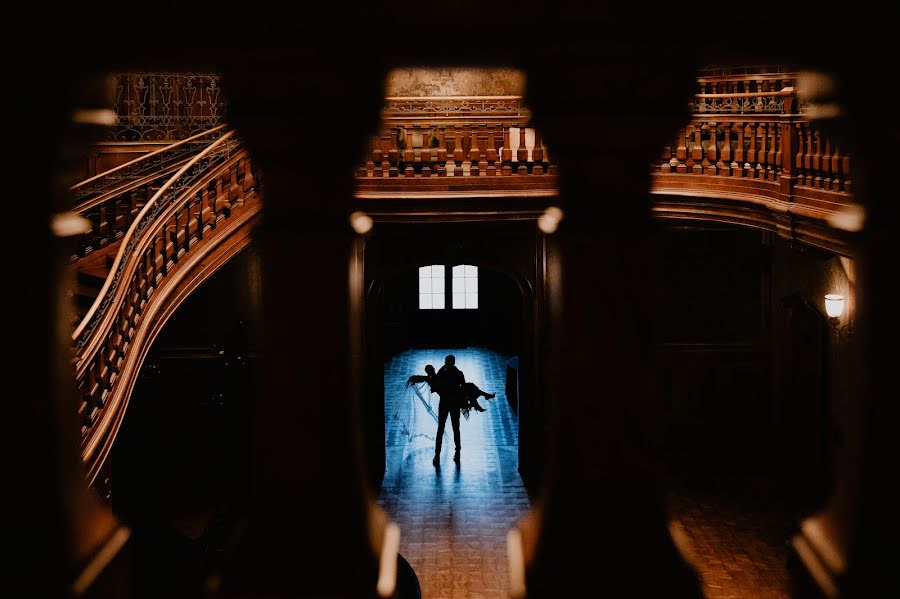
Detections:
349,211,374,235
824,294,845,318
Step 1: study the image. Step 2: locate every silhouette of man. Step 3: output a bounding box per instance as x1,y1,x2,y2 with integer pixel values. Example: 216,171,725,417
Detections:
434,354,466,466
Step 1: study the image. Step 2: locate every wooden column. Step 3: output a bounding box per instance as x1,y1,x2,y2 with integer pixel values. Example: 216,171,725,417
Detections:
216,58,385,598
519,56,702,599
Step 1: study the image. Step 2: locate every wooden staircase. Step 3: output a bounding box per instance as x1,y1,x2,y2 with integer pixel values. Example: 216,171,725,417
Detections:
68,129,263,484
73,243,121,326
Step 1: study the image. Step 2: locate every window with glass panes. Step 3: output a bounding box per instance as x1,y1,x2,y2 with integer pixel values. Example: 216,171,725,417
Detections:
452,265,478,309
418,265,446,309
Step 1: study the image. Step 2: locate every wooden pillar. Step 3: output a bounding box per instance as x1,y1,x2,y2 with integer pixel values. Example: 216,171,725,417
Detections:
7,65,129,597
518,55,703,599
216,58,387,598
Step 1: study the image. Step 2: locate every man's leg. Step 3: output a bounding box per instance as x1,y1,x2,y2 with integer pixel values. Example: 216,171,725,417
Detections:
450,407,461,462
434,400,448,465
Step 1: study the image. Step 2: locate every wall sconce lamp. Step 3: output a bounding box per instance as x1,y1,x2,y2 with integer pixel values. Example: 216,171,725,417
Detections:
824,293,854,339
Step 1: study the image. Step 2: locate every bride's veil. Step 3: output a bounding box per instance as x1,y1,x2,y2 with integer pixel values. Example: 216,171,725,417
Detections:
393,380,447,445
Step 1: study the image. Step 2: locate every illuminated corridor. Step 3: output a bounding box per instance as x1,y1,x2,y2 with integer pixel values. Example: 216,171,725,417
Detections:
379,347,530,598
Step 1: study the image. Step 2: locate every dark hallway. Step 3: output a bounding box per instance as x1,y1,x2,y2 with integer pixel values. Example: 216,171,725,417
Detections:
379,347,530,598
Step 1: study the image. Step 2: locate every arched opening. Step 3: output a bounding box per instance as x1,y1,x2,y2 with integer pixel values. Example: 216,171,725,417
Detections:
361,217,543,597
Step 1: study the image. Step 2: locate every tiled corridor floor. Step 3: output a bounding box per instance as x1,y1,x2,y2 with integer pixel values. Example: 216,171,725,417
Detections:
379,347,529,599
378,348,791,599
667,479,792,599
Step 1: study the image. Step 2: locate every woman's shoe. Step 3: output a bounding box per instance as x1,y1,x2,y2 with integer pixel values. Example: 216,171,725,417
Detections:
484,392,495,400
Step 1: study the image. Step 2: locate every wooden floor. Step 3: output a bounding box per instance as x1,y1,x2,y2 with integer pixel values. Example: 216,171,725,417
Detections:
379,347,791,599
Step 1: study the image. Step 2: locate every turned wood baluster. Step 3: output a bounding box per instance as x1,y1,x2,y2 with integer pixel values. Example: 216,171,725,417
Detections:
831,145,842,191
674,127,687,173
745,123,758,177
148,236,158,288
196,189,205,240
469,124,481,163
766,122,777,180
756,122,767,178
420,127,433,176
159,227,168,276
703,122,717,175
452,125,465,163
476,124,489,175
387,127,400,177
730,123,742,176
517,126,528,164
449,127,461,177
207,182,217,228
719,124,731,175
485,126,497,176
436,127,448,177
804,124,814,186
794,123,805,183
453,126,478,177
169,209,180,264
444,127,456,176
774,124,784,177
378,132,391,176
812,129,823,187
486,125,498,173
532,128,544,163
403,127,415,176
532,129,545,175
469,125,481,177
691,125,703,174
182,199,190,253
501,127,512,175
226,165,238,208
821,137,833,189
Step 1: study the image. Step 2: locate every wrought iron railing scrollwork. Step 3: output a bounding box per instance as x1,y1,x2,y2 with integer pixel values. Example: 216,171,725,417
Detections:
109,73,226,142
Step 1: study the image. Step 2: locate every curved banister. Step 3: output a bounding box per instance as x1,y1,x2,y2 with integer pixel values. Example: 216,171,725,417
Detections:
693,88,793,99
71,124,228,194
74,131,260,480
73,130,236,343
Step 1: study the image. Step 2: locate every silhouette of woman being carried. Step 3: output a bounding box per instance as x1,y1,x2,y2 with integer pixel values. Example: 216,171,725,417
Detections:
407,355,495,466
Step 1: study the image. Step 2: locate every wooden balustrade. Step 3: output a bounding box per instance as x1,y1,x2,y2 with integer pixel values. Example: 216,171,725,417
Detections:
70,126,228,260
659,116,851,192
71,131,262,482
357,123,551,179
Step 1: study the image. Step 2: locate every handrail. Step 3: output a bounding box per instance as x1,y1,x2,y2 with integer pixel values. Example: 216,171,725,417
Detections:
70,162,186,217
71,124,227,192
72,130,236,342
385,95,523,101
694,88,793,99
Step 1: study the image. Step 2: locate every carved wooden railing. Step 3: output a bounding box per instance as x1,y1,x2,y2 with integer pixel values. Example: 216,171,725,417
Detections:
71,130,261,482
356,96,557,199
69,126,229,259
652,72,856,253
